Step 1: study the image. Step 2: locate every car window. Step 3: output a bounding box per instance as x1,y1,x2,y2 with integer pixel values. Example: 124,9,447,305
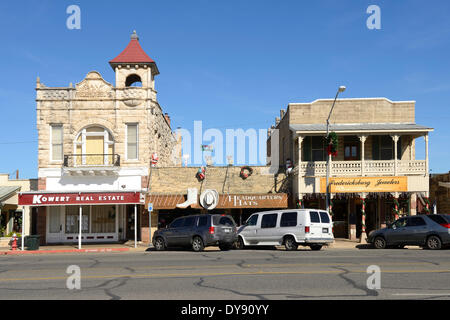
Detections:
246,215,258,226
213,215,235,226
261,214,278,228
170,218,184,228
319,212,330,223
183,216,196,227
280,212,297,227
310,211,320,223
427,215,447,225
198,216,208,227
407,217,426,227
393,218,407,228
443,215,450,223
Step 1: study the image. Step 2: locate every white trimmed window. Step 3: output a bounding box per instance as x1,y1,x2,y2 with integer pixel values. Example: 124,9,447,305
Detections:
51,124,63,161
126,124,138,160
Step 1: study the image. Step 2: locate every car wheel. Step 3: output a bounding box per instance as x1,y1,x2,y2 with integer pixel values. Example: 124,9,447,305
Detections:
154,237,166,251
235,236,245,250
192,236,204,252
426,235,442,250
284,236,298,251
219,243,232,251
310,245,322,251
373,236,386,249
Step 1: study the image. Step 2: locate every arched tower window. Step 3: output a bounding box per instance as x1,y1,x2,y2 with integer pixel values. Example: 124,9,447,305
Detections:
125,74,142,87
74,126,115,166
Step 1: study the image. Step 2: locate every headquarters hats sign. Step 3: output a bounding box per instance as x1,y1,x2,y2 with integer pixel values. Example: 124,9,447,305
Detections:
320,176,408,193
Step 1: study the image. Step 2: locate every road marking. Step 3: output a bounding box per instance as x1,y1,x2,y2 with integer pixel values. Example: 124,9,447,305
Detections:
0,261,446,275
392,293,450,296
0,269,448,283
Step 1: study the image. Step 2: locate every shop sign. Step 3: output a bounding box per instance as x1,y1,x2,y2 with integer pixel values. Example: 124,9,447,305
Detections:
320,176,408,193
19,192,141,206
218,194,288,208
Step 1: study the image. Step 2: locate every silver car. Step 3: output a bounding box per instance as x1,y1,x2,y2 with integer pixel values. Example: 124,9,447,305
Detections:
367,214,450,250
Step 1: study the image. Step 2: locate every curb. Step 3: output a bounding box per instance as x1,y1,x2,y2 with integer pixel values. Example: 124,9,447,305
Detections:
0,247,130,255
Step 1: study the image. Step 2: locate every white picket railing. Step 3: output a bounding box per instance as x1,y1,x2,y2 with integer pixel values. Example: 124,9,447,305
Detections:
297,160,426,176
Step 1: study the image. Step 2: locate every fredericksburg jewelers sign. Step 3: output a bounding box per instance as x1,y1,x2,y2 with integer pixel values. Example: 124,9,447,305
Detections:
18,192,141,206
320,176,408,193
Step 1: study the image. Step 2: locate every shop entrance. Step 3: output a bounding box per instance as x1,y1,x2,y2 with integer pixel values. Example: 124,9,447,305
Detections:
126,205,140,241
331,200,348,238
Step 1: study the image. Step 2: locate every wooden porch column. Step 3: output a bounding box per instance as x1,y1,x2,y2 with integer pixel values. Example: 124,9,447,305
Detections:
425,134,429,175
391,135,399,176
359,135,367,176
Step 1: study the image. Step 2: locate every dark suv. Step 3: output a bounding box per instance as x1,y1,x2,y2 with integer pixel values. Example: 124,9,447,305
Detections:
367,214,450,250
152,214,238,252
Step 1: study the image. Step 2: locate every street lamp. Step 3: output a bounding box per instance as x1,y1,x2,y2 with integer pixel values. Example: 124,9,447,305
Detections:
326,86,346,213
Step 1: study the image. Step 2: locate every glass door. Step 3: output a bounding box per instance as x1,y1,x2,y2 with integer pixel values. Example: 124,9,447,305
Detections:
47,206,63,243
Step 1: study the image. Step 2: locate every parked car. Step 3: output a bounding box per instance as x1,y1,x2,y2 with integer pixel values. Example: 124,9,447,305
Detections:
235,209,334,251
367,214,450,250
152,214,237,252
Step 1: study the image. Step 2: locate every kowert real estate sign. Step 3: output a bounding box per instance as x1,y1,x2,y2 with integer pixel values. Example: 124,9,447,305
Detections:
18,192,141,206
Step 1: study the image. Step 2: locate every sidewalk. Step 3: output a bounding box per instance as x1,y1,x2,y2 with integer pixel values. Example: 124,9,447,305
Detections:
0,239,364,255
0,241,149,255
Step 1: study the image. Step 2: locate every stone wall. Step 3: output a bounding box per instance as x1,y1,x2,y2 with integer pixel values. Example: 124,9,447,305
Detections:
288,98,415,124
148,166,288,195
36,71,179,170
430,172,450,213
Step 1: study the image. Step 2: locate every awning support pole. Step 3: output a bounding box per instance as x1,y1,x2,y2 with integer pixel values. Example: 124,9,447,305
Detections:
134,204,137,248
21,206,25,251
79,206,82,250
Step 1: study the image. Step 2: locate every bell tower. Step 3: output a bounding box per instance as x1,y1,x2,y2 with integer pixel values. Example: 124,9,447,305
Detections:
109,30,160,90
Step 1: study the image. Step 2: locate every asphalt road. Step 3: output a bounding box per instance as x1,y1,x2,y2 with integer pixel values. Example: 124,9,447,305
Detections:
0,247,449,300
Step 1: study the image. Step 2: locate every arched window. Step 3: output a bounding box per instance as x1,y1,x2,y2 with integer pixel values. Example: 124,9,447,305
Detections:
74,126,115,166
125,74,142,87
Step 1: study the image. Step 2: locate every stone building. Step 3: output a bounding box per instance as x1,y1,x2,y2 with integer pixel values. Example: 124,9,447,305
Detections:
268,98,433,239
21,31,179,245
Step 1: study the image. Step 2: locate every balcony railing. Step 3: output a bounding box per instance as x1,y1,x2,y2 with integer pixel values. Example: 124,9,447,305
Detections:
63,154,120,167
298,160,426,177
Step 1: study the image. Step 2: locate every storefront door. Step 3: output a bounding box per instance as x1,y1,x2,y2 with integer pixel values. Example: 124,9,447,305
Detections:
126,205,140,241
47,206,63,243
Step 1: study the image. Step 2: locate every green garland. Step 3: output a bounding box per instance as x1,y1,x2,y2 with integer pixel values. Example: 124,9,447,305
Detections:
326,132,338,156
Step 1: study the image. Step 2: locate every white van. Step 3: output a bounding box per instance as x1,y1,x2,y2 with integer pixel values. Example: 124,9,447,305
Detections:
235,209,334,251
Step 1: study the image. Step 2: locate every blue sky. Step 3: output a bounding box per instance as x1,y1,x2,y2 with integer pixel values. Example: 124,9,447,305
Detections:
0,0,449,178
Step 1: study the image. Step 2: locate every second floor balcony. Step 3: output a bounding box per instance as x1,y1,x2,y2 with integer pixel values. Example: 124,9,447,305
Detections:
62,154,120,176
289,123,433,178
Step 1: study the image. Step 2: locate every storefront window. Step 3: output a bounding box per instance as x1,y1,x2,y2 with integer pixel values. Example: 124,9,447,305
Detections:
91,206,116,233
65,206,89,233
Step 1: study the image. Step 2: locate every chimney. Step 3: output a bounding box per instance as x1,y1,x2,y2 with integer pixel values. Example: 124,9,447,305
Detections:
164,113,171,127
275,117,280,126
280,109,285,118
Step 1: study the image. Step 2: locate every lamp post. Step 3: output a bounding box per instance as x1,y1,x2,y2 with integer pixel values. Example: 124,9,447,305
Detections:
326,86,346,213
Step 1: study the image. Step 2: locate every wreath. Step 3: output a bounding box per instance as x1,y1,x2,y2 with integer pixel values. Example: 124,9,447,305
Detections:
196,167,206,181
239,166,253,179
326,132,338,157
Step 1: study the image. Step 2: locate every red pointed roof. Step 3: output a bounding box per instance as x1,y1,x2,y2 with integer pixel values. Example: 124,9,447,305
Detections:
109,31,159,74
